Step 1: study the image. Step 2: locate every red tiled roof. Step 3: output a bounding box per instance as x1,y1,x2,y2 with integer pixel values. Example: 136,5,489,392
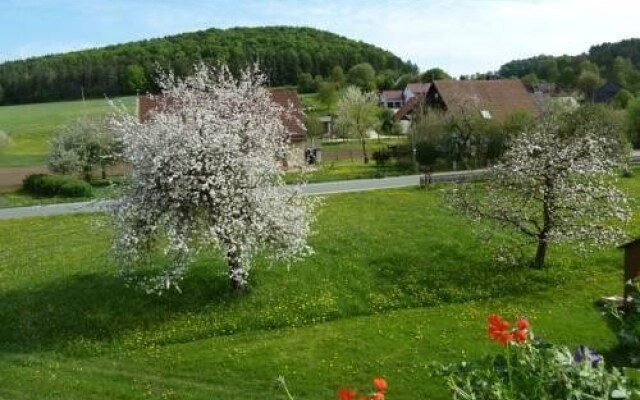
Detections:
268,89,306,142
138,88,306,143
432,79,540,122
380,90,403,101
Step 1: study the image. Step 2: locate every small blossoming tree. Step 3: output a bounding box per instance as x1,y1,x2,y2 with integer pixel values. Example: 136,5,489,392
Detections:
450,106,631,268
110,64,317,293
335,86,380,164
49,117,121,181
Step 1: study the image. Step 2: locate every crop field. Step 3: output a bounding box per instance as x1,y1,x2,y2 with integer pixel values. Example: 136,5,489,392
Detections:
1,176,639,398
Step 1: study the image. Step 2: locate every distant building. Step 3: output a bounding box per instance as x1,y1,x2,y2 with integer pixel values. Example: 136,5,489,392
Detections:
424,79,540,122
379,90,404,109
318,115,334,137
403,83,430,102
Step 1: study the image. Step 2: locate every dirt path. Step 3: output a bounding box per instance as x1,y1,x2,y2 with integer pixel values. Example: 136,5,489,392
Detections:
0,166,49,190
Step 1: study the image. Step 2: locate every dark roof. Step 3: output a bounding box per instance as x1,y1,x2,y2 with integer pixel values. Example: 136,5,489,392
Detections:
380,90,403,101
594,82,622,104
431,79,540,122
392,83,431,121
138,88,305,142
618,238,640,249
394,96,423,121
406,83,430,94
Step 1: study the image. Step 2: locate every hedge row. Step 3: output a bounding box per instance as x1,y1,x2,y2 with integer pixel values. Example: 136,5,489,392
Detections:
22,174,94,198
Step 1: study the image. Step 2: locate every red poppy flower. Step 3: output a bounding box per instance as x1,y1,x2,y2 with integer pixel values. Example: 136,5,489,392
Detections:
516,317,529,331
513,329,528,343
497,331,513,345
371,393,385,400
488,314,510,331
373,377,387,393
339,388,356,400
488,314,502,326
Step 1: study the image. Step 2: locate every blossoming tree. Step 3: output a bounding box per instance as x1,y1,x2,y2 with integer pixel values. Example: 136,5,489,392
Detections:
335,86,380,164
49,117,121,181
450,107,631,269
110,64,317,293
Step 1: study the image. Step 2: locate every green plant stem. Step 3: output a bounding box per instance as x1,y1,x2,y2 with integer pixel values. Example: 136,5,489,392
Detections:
278,377,295,400
507,343,514,398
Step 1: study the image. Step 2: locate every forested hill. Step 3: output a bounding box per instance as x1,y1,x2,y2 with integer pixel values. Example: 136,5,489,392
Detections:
498,38,640,91
0,26,416,105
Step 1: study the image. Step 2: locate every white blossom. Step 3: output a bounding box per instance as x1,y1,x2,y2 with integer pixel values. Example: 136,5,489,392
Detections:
449,107,631,268
109,64,318,293
335,86,380,164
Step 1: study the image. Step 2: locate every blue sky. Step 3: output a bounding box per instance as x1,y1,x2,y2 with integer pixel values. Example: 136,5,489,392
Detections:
2,0,639,76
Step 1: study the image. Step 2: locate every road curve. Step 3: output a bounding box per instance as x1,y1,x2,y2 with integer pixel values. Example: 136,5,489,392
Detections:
0,169,486,220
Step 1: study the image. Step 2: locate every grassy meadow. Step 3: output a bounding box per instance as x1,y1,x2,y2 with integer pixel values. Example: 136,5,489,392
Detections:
0,97,136,168
1,175,640,398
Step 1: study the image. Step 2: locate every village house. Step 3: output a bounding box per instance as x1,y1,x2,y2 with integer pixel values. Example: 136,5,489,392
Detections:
137,88,307,167
379,90,403,109
378,82,432,132
387,79,540,124
403,83,430,103
423,79,541,122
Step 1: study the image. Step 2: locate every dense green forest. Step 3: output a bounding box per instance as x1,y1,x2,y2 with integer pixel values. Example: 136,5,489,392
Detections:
0,26,416,105
498,38,640,94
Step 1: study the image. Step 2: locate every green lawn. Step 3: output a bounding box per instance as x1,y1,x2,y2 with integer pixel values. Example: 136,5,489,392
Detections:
0,97,136,167
0,177,639,398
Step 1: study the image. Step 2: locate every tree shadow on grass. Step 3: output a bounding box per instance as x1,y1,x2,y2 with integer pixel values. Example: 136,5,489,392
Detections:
368,244,570,307
0,267,239,354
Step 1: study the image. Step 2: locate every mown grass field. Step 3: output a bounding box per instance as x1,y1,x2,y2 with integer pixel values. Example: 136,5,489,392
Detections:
1,176,639,398
0,97,136,168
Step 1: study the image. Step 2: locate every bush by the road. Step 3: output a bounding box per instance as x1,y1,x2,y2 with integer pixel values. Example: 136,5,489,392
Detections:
22,173,93,198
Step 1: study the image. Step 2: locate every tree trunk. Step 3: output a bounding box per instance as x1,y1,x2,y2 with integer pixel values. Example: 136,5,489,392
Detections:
101,165,107,180
360,138,369,164
533,237,547,269
533,175,555,269
83,166,92,182
227,250,248,291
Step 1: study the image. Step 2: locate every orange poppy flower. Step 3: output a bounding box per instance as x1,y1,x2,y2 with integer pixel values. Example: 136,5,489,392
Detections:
373,377,388,393
339,388,356,400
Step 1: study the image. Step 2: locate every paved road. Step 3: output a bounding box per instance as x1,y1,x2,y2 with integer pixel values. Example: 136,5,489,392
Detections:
0,169,486,220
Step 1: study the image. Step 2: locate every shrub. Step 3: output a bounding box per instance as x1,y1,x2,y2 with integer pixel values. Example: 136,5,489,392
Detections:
432,315,639,399
22,174,93,198
372,150,391,166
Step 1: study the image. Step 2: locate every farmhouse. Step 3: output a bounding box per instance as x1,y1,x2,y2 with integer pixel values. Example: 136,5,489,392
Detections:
386,79,539,125
137,88,307,167
423,79,540,122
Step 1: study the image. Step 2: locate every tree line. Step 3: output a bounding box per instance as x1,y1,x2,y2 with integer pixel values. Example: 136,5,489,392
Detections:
0,26,417,105
498,38,640,96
